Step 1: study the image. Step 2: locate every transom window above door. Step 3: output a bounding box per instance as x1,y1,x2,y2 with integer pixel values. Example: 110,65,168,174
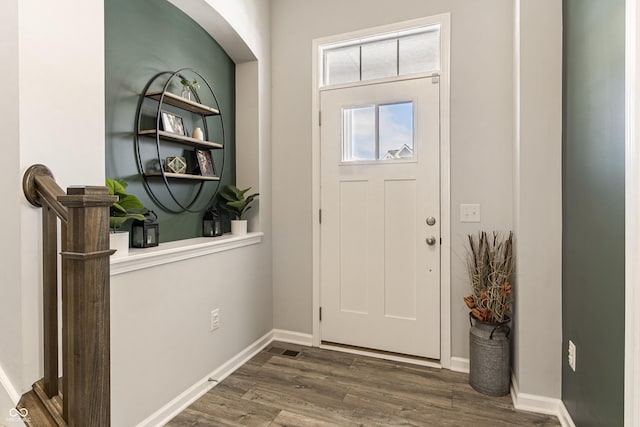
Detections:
321,25,440,87
342,101,414,162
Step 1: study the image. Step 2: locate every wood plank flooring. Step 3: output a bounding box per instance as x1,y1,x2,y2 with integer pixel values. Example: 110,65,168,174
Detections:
166,342,560,426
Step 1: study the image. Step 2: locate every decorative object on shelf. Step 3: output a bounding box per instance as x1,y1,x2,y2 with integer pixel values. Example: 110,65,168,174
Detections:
192,127,204,140
161,110,186,136
106,178,148,258
195,149,216,176
131,210,160,248
180,78,199,101
464,231,514,396
135,68,225,214
165,156,187,174
203,207,223,237
109,231,129,260
230,219,247,235
217,184,259,236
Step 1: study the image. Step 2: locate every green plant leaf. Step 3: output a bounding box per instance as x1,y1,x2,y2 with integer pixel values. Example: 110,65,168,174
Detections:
117,194,146,211
238,187,251,197
110,216,128,229
106,177,148,230
225,200,247,210
216,184,259,220
109,212,145,230
111,201,128,214
245,193,259,204
229,186,243,199
219,192,236,202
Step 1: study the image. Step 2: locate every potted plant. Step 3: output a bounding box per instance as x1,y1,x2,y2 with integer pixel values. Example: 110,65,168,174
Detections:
180,77,199,101
463,231,514,396
106,178,147,258
217,184,259,235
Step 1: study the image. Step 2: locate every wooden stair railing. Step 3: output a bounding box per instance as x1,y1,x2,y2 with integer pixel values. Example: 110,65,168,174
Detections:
19,164,117,427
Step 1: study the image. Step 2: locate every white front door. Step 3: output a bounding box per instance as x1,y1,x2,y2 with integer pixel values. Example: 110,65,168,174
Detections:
320,77,441,359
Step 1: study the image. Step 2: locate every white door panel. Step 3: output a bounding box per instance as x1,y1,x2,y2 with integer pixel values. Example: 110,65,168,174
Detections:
320,77,440,358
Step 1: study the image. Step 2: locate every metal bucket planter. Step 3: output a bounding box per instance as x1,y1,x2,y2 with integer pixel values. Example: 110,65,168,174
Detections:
469,313,511,396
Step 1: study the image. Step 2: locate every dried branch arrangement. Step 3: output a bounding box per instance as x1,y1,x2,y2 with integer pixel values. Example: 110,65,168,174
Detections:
464,231,514,324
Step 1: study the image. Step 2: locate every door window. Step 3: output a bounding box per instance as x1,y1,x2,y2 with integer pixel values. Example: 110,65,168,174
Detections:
342,101,414,162
322,25,440,87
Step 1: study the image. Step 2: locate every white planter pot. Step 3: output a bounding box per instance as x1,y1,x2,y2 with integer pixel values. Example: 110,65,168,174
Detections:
230,220,247,235
109,231,129,259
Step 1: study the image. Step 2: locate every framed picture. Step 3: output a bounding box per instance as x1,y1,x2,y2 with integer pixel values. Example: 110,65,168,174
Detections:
195,149,216,176
160,110,186,135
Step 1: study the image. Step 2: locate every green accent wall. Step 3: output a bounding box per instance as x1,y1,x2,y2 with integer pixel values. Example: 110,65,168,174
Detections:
562,1,625,425
105,0,235,242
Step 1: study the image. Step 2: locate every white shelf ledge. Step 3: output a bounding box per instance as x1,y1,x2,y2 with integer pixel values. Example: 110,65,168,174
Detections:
110,232,263,276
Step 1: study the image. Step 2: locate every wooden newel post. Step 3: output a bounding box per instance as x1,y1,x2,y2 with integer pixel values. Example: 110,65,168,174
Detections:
58,186,116,427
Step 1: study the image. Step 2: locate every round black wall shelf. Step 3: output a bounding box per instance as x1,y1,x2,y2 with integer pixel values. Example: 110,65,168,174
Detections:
134,68,225,213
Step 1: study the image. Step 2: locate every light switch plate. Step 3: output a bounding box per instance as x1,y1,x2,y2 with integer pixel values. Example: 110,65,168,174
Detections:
568,340,576,372
460,204,481,222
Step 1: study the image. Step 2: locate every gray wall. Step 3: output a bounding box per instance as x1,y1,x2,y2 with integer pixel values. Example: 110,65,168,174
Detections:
562,0,625,425
105,0,236,241
512,0,563,399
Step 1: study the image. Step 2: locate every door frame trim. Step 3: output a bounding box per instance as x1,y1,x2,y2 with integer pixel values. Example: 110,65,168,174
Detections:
625,1,640,425
310,13,452,368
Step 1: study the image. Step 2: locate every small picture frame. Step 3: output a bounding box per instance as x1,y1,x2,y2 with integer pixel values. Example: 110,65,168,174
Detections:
164,156,187,174
160,110,186,135
195,149,216,176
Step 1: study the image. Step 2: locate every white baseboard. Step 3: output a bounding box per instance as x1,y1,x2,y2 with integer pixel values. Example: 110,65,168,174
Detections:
0,362,20,405
510,374,576,427
557,401,577,427
136,329,314,427
136,330,274,427
272,329,313,346
450,357,470,373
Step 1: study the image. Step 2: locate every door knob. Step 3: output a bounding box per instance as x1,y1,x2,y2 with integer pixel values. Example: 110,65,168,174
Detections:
426,236,437,246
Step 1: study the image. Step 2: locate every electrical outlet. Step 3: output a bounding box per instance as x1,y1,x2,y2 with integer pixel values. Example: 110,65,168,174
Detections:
568,340,576,372
210,309,220,332
460,204,481,222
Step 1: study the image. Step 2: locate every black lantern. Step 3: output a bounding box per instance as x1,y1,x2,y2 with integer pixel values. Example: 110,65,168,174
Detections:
131,210,159,248
203,208,222,237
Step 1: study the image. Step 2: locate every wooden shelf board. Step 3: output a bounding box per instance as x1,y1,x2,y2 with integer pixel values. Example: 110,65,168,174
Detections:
145,91,220,116
145,172,220,181
138,129,223,149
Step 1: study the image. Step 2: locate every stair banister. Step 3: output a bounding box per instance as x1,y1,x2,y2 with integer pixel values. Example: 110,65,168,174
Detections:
20,164,117,427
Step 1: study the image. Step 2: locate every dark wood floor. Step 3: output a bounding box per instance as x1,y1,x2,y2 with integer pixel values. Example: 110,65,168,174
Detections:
166,341,561,426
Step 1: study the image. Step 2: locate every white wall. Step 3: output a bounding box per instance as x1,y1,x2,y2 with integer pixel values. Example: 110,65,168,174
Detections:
18,0,106,394
168,0,272,233
513,0,562,399
1,0,273,424
110,243,272,425
0,0,23,418
271,0,515,359
0,0,105,409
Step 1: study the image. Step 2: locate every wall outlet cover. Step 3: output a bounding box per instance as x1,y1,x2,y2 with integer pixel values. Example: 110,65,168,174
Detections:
210,308,220,332
460,203,481,223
